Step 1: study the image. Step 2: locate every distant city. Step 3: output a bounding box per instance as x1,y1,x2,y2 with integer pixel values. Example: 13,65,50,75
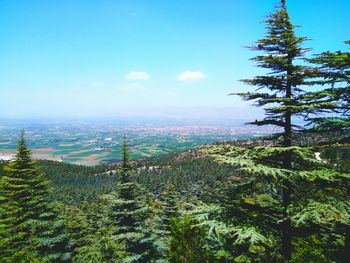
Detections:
0,118,275,165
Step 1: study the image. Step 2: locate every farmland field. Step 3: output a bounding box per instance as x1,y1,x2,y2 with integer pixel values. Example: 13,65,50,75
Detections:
0,119,274,165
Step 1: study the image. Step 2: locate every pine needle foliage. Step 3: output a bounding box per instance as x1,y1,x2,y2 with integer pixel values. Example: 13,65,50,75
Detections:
200,144,350,261
305,41,350,142
72,226,127,263
228,0,333,259
161,182,179,234
231,0,316,144
304,41,350,261
168,215,211,263
180,203,279,262
108,136,156,262
0,132,71,262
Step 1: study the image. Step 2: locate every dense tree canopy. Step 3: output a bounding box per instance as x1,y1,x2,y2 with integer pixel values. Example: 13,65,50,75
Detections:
0,132,71,262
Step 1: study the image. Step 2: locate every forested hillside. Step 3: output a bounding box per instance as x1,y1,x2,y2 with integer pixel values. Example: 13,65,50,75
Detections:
1,136,349,262
1,0,349,262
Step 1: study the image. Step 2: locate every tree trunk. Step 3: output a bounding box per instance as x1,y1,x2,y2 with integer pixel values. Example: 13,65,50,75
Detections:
282,68,292,261
282,112,292,261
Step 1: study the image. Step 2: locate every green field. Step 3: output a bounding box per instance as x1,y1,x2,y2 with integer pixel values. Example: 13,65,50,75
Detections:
0,121,272,165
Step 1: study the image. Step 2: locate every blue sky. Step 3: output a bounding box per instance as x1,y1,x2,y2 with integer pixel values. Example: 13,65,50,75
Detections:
1,0,349,119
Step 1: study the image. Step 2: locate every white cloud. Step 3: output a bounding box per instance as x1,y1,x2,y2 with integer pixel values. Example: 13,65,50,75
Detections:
177,71,206,81
125,71,150,81
91,81,106,87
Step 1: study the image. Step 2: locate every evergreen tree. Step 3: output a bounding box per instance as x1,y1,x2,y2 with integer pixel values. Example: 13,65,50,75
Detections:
108,136,156,262
0,132,71,262
73,226,127,263
151,182,180,261
64,205,90,259
121,135,132,181
187,203,278,262
161,182,179,234
230,0,323,259
200,143,350,262
304,40,350,262
305,40,350,142
168,215,211,263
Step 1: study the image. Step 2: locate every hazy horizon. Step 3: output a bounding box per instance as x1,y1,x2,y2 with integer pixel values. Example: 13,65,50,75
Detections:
0,106,264,122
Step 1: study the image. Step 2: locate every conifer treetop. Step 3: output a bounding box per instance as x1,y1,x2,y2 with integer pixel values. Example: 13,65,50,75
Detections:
230,0,317,147
121,135,131,182
281,0,286,9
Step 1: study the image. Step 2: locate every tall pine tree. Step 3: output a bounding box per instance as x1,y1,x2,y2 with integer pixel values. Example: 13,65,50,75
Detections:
0,132,71,262
231,0,321,260
108,136,155,262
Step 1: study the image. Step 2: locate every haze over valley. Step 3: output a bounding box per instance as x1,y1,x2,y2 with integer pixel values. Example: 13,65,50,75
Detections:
0,118,274,165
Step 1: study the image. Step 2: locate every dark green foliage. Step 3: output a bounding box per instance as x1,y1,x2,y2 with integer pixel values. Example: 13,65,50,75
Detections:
108,137,156,262
229,0,336,260
72,226,127,263
291,235,336,263
305,41,350,143
232,0,314,145
161,182,179,233
121,135,132,181
108,183,155,262
5,136,348,262
64,205,90,256
151,182,181,261
200,143,350,262
135,154,238,200
303,41,350,262
38,160,116,205
188,203,280,262
168,216,211,263
63,195,128,262
0,133,71,262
